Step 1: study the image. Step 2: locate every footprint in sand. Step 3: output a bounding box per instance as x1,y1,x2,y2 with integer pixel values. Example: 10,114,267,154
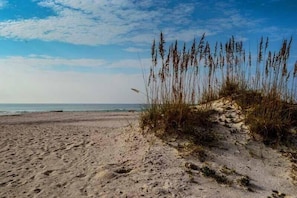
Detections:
33,188,42,194
43,170,54,176
95,169,117,181
114,167,133,174
95,164,133,183
76,173,87,178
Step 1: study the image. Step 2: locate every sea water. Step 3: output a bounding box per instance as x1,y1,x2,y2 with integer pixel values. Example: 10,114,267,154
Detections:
0,103,146,115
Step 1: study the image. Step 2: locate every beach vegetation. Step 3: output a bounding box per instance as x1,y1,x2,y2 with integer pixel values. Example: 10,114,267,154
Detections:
140,32,297,146
200,165,230,184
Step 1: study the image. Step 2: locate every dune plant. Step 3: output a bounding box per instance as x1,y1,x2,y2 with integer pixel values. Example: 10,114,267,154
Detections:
141,32,297,145
140,32,214,139
235,37,297,144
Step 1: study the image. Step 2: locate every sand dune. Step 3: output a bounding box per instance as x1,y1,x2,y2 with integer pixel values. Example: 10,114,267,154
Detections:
0,107,296,197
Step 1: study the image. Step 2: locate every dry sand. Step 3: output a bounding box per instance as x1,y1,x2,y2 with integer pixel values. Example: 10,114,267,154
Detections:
0,104,296,198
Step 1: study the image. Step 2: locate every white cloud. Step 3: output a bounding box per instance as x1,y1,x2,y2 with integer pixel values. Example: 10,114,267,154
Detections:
0,0,215,45
250,26,297,42
0,0,137,45
124,47,147,53
234,35,248,42
0,0,7,9
0,55,150,71
164,28,216,42
0,0,291,47
0,55,106,69
108,58,150,69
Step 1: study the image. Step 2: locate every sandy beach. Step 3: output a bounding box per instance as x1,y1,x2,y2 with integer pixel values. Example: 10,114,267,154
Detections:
0,107,296,198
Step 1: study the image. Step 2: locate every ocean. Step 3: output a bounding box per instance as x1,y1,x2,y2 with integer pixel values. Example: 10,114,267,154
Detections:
0,103,146,116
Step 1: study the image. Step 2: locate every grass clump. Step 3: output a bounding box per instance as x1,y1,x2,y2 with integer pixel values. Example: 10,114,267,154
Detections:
238,175,250,187
140,32,214,141
245,96,296,145
140,32,297,146
217,37,297,145
201,166,230,184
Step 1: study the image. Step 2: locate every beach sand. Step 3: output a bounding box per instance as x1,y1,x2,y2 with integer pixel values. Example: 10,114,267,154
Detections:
0,108,296,198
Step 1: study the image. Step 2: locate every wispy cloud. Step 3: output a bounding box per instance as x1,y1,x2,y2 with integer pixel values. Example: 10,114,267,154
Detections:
0,55,149,73
0,0,7,8
246,25,297,45
0,0,293,46
0,0,256,45
0,55,106,69
108,58,150,69
123,47,148,53
0,0,201,45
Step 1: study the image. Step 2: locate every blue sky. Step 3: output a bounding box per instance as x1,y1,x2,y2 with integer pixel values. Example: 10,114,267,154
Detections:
0,0,296,103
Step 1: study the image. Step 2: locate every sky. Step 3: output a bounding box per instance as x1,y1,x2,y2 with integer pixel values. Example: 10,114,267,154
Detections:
0,0,296,103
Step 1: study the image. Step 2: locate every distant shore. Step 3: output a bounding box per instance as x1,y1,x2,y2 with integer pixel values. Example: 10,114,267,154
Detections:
0,103,146,116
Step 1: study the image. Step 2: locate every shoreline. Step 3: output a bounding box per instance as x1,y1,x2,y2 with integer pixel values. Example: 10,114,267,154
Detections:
0,103,146,117
0,109,143,117
0,111,139,126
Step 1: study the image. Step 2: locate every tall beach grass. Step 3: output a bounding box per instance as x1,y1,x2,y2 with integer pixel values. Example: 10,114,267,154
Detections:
140,32,297,145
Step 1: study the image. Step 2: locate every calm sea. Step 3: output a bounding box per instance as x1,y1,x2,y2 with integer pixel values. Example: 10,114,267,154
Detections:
0,104,146,115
